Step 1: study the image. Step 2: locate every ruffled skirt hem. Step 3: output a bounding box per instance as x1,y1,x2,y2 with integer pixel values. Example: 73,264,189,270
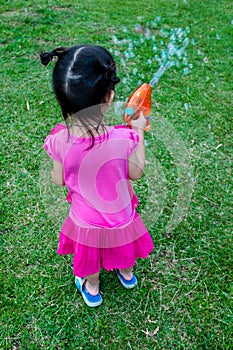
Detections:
57,213,154,277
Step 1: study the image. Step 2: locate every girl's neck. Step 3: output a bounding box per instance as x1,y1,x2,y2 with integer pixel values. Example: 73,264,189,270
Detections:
70,124,110,138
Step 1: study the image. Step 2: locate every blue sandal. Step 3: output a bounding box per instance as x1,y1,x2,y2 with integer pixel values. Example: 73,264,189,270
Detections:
115,269,138,289
75,277,102,307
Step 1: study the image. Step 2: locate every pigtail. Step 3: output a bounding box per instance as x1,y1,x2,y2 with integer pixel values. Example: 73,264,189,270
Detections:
40,47,68,66
95,61,120,89
103,63,120,87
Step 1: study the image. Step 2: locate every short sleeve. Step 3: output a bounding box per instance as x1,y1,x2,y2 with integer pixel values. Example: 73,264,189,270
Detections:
114,124,139,156
43,123,66,163
127,129,139,156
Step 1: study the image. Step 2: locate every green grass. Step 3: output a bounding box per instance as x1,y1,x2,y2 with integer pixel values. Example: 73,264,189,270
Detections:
0,0,232,349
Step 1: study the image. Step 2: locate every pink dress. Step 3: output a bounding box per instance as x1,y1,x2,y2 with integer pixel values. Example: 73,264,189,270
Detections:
43,123,154,277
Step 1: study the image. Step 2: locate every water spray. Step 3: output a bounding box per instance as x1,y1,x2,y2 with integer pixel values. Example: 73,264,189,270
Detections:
123,31,190,131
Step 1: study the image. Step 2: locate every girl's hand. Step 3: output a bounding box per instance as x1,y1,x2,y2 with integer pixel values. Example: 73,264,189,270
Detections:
130,112,146,132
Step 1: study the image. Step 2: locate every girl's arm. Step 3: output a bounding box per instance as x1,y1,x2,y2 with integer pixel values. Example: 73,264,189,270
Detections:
128,113,146,180
51,160,65,186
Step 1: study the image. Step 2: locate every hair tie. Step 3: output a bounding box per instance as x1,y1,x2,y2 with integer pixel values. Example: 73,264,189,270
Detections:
111,76,120,84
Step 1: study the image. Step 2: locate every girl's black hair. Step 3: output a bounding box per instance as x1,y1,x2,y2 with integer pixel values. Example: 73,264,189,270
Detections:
40,45,120,147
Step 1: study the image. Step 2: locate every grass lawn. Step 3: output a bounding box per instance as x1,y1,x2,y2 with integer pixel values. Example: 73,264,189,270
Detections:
0,0,232,349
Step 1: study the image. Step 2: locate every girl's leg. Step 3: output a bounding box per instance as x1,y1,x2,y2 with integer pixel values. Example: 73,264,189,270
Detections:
85,272,100,296
119,267,133,281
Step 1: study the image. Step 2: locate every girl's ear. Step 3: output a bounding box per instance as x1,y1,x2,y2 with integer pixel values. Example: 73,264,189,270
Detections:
106,89,115,104
109,89,115,103
101,89,115,113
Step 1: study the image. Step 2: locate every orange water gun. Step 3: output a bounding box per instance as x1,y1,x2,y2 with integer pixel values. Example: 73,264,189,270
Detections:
123,83,152,131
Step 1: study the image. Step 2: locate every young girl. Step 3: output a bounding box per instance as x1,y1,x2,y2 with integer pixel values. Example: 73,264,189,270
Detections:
40,44,154,307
